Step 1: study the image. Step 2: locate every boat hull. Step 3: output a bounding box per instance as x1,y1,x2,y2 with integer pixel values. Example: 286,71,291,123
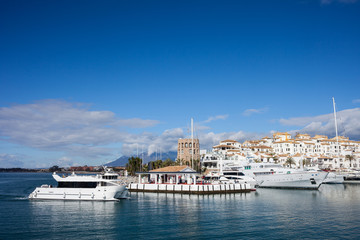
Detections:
28,185,128,201
255,172,328,190
323,173,345,184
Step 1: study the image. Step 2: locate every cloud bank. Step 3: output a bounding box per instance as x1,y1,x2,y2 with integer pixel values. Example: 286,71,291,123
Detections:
279,108,360,140
0,99,159,158
0,154,24,168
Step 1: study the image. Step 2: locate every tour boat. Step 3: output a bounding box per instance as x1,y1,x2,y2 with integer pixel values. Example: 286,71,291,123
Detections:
28,167,128,201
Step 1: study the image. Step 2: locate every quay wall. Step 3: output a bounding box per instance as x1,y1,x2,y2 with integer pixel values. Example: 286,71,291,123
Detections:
128,183,252,194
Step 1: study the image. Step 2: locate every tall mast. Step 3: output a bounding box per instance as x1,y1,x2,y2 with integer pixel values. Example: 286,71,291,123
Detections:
332,97,340,156
191,118,194,169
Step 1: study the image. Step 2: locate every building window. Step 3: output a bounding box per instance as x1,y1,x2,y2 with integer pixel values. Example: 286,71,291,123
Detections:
185,143,188,148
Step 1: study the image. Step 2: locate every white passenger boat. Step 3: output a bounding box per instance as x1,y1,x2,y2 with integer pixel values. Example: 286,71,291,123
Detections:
29,167,128,201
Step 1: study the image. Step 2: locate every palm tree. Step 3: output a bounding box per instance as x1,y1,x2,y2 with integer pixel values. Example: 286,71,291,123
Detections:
125,157,142,176
163,158,175,167
302,159,311,167
285,157,296,168
269,152,279,163
346,155,355,168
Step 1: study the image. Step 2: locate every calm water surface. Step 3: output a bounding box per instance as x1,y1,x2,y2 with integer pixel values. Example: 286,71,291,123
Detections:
0,172,360,239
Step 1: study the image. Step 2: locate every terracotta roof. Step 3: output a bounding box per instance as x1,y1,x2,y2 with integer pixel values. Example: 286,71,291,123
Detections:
273,132,290,135
150,165,189,172
220,139,238,143
293,153,303,157
318,155,333,159
213,145,238,149
278,154,289,157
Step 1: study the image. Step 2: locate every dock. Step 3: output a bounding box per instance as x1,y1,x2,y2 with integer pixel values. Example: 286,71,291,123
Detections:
128,183,252,194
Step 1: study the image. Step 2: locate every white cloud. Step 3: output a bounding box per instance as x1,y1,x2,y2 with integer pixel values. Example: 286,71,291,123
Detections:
0,99,159,158
0,154,24,168
243,107,268,117
53,157,73,168
353,99,360,104
279,108,360,140
203,114,229,123
120,128,185,156
198,131,264,150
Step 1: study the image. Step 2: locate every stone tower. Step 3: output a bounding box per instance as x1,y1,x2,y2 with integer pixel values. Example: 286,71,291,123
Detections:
177,138,200,166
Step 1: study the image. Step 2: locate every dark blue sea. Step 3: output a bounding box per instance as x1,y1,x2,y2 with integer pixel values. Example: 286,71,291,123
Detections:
1,172,360,240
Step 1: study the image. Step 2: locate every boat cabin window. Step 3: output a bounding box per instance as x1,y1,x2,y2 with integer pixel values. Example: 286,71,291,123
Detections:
102,175,118,180
101,182,116,186
58,182,97,188
224,172,245,176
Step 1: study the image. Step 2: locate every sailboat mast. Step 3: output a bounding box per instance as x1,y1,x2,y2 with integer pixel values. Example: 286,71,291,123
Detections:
332,97,340,155
191,118,194,169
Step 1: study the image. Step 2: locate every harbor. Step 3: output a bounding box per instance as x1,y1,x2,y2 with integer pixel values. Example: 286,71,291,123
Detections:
2,172,360,240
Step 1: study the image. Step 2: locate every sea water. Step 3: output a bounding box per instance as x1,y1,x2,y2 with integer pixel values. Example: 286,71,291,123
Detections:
0,172,360,240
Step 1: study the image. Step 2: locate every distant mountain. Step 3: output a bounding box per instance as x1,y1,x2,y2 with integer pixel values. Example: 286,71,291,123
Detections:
106,151,178,167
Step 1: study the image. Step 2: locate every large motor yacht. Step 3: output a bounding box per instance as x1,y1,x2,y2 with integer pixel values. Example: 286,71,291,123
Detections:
209,161,328,190
29,167,128,201
238,163,328,189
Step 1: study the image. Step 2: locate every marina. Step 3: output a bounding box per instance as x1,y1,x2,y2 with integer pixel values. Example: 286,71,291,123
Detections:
2,172,360,240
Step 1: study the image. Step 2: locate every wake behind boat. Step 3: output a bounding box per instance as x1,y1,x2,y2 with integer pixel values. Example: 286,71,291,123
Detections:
28,167,128,201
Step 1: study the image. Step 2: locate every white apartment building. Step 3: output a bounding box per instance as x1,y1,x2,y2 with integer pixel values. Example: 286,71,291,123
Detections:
202,132,360,171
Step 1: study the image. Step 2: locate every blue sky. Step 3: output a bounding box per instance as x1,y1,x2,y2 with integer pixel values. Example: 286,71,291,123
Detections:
1,0,360,168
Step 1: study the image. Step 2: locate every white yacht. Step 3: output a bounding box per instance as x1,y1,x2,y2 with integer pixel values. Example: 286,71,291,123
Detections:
344,171,360,184
241,163,329,189
323,172,345,184
210,161,329,190
29,167,128,201
205,170,257,190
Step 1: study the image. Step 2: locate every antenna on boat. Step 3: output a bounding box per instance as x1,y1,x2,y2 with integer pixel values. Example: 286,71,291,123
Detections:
332,97,340,158
141,145,143,172
191,117,194,169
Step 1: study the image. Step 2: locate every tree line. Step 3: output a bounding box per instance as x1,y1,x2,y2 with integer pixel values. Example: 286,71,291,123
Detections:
125,157,176,176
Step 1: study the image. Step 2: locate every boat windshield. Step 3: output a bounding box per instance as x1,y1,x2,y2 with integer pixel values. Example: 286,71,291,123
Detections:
223,172,245,176
58,182,97,188
102,175,118,180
